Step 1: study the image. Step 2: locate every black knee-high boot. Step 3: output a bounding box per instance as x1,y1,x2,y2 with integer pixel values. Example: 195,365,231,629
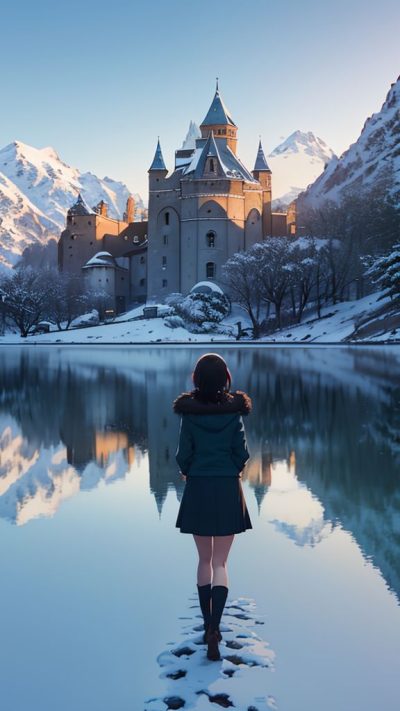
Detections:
207,585,228,661
197,583,212,631
210,585,228,632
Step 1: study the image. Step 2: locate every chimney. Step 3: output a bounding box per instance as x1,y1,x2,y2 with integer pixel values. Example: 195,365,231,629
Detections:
97,200,108,217
124,195,135,223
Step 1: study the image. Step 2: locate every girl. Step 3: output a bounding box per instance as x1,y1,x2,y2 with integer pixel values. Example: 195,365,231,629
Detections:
173,353,252,662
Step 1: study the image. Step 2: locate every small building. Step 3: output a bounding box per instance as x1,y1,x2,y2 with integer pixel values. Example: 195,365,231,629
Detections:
82,251,129,314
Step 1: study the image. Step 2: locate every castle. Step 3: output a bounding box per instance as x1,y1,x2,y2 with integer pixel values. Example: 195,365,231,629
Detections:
58,84,296,311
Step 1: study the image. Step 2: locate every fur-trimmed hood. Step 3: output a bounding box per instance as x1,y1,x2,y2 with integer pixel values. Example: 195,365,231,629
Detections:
173,390,252,416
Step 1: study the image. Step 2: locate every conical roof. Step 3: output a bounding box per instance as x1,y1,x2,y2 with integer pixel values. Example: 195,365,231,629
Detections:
149,139,167,171
253,140,271,172
68,193,95,216
201,88,237,128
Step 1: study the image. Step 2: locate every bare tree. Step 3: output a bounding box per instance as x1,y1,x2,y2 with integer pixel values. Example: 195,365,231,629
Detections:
221,250,263,338
0,267,50,337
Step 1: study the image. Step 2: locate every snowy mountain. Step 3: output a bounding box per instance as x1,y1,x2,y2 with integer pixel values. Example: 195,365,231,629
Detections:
268,131,335,206
0,140,144,270
181,120,201,150
298,75,400,207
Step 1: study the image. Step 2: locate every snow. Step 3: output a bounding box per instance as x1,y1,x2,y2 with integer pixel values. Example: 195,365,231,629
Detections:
268,130,335,202
83,251,115,267
1,292,398,344
190,281,224,295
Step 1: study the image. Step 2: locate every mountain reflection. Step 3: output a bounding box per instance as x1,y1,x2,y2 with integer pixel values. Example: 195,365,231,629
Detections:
0,346,399,599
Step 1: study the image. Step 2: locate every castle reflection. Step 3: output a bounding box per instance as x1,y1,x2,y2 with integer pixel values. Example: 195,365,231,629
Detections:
0,346,399,599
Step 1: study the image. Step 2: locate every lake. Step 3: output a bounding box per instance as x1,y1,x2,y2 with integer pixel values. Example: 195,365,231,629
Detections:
0,345,399,711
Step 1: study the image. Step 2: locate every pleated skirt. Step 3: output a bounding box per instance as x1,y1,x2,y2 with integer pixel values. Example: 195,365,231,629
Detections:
175,475,253,536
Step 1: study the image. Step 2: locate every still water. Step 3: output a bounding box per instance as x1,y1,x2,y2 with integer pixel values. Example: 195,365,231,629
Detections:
0,346,399,711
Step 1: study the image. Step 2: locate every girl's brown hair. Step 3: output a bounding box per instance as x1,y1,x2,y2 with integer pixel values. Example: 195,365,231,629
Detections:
192,353,232,404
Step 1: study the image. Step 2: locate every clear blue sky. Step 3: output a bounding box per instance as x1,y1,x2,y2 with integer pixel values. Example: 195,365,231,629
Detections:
1,0,399,198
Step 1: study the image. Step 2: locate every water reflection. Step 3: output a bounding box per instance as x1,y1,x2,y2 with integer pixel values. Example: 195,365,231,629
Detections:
0,346,399,598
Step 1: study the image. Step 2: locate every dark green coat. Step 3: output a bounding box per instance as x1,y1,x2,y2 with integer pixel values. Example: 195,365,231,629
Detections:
173,390,252,477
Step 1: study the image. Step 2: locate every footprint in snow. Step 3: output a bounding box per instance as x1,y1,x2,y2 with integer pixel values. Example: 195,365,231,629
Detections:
144,594,276,710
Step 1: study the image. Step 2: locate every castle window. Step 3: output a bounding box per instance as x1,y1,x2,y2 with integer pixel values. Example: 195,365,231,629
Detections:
163,234,168,245
88,220,92,225
206,262,216,278
162,279,168,287
140,278,146,286
90,241,93,245
165,211,170,225
133,235,139,243
140,255,145,263
209,158,215,173
206,231,216,248
162,256,167,269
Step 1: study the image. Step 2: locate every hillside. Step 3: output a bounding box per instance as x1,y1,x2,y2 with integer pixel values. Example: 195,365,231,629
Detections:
298,75,400,208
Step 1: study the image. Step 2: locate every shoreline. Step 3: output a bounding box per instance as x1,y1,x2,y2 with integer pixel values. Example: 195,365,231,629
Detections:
0,339,399,347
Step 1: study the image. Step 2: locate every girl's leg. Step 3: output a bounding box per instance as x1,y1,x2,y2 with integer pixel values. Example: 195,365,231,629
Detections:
193,534,213,585
211,534,235,587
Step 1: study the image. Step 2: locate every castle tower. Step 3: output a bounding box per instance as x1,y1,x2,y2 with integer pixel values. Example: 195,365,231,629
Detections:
199,81,238,154
252,140,272,237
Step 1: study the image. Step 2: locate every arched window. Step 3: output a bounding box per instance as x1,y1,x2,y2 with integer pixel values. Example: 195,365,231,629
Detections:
206,231,216,248
209,159,215,173
164,211,169,225
206,262,216,278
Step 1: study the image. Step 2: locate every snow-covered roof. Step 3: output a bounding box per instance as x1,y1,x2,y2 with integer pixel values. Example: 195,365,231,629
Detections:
183,133,257,182
201,88,237,128
190,280,224,295
68,193,96,216
254,140,271,172
83,251,116,268
149,139,167,172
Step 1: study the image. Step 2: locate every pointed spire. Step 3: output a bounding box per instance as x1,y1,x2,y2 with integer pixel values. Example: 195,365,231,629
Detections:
253,139,271,172
201,84,236,128
68,192,95,216
149,138,167,172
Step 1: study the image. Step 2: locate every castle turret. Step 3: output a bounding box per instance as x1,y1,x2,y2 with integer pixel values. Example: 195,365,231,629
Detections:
200,81,238,154
252,140,272,237
148,139,167,174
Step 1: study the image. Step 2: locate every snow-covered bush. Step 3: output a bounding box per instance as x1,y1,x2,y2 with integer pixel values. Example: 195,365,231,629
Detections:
70,309,99,328
164,293,184,308
174,292,229,325
164,315,185,329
